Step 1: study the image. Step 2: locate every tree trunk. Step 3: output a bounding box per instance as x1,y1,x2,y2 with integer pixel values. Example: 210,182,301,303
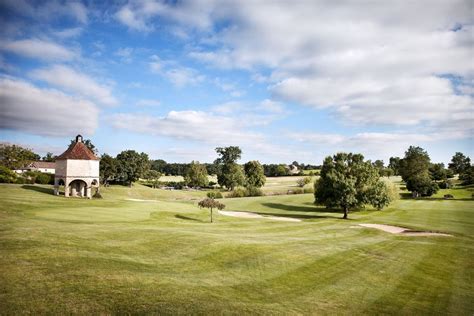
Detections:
210,208,213,223
343,206,348,219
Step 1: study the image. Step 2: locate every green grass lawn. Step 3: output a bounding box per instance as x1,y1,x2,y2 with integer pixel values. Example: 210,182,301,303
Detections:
0,183,473,314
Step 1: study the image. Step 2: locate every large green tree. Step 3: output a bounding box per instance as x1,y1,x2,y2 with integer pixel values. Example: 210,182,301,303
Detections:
388,157,401,176
448,152,471,174
429,163,447,181
116,150,150,186
244,160,266,188
185,161,209,188
99,154,117,186
0,144,40,169
399,146,438,197
215,146,245,190
314,153,393,219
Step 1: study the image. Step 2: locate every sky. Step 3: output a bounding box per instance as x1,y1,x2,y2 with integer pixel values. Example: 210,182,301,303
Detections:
0,0,473,165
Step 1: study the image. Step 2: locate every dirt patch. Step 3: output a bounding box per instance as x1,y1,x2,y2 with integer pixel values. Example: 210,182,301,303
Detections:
219,210,301,222
358,223,452,236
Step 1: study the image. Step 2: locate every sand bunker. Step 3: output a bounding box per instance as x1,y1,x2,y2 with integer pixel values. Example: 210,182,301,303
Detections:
219,210,301,222
359,224,452,236
126,198,157,202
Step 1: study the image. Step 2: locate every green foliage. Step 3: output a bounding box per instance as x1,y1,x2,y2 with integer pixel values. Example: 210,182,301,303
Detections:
198,197,225,222
0,144,40,169
296,177,312,187
35,172,52,185
116,150,150,186
244,160,266,188
70,138,98,154
314,153,390,219
388,157,401,175
245,186,264,197
399,146,438,197
429,163,447,181
214,146,242,165
448,152,471,174
42,152,56,162
0,165,17,183
227,186,248,198
217,163,245,190
303,187,315,194
100,154,117,185
366,180,395,210
184,161,209,188
459,166,474,185
207,191,223,199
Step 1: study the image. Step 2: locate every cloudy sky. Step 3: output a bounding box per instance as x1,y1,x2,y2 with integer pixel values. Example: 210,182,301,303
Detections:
0,0,472,164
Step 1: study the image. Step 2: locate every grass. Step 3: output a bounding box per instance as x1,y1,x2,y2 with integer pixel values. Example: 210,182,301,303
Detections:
0,183,473,314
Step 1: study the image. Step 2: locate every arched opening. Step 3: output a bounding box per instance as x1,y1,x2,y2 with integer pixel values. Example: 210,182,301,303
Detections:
69,179,88,198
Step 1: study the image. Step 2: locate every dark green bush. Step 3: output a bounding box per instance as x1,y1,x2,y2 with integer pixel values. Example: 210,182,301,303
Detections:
35,173,53,184
207,191,223,199
246,186,264,196
0,166,17,183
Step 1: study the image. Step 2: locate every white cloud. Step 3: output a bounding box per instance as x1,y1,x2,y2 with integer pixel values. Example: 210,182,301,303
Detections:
0,77,98,137
0,38,78,61
52,27,83,39
30,65,118,106
149,55,205,87
114,47,134,63
136,99,161,107
109,110,264,145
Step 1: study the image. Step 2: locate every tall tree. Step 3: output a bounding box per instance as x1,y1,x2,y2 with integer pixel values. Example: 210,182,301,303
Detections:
429,163,447,181
399,146,438,197
214,146,242,165
185,161,209,188
314,153,393,219
218,163,245,190
388,157,401,176
151,159,167,174
372,159,385,176
0,144,40,169
244,160,266,188
448,152,471,174
99,154,117,186
116,150,150,186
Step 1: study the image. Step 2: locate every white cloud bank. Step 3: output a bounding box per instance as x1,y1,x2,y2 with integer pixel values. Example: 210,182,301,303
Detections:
0,38,78,61
0,78,98,137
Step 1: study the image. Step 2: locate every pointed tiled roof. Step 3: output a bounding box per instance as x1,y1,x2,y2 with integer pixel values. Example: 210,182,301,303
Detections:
56,141,99,160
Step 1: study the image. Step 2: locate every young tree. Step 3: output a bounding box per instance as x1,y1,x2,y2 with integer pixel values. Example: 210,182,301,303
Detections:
99,154,117,186
116,150,150,186
314,153,392,219
244,160,266,188
399,146,438,197
296,177,312,187
448,152,471,174
0,144,40,169
185,161,209,188
198,198,225,223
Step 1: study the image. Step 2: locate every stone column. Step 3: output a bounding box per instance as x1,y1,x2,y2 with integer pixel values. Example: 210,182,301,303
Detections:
65,180,70,197
86,187,92,199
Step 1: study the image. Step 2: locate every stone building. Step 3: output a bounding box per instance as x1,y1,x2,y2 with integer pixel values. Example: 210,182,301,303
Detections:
54,135,100,198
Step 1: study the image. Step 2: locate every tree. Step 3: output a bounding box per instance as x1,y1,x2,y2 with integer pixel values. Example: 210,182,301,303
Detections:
244,160,266,188
116,150,150,186
0,144,40,169
373,160,385,176
448,152,471,174
388,157,401,176
70,138,98,154
143,169,162,188
198,198,225,223
42,152,56,162
399,146,438,197
314,153,392,219
218,163,245,190
99,154,117,186
214,146,242,165
185,161,209,188
459,166,474,185
429,163,447,181
296,177,312,187
215,146,244,190
151,159,167,174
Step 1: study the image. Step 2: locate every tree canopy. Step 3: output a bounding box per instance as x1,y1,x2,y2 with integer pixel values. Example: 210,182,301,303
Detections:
116,150,150,186
244,160,266,188
448,152,471,174
218,162,245,190
198,198,225,223
314,153,394,219
184,161,209,188
0,144,40,169
214,146,242,165
399,146,438,197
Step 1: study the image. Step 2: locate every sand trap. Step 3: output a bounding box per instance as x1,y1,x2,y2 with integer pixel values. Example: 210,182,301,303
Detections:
219,210,301,222
126,198,157,202
359,224,452,236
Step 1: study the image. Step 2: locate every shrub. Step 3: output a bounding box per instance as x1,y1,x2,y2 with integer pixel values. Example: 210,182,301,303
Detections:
227,186,247,198
246,186,264,196
0,166,17,183
443,194,454,199
35,173,52,184
93,190,103,199
207,191,223,199
296,177,312,187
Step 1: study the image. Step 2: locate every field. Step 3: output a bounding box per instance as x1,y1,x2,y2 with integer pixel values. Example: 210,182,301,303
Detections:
0,181,473,314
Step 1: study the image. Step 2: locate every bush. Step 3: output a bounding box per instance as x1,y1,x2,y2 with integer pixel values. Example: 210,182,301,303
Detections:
0,166,17,183
207,191,223,199
296,177,312,187
35,173,53,184
15,177,27,184
246,186,264,197
227,187,247,198
443,194,454,199
93,190,103,199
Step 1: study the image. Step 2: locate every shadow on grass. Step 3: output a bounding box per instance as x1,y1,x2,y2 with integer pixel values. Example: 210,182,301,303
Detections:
21,185,54,195
262,202,342,213
253,211,340,220
175,214,205,222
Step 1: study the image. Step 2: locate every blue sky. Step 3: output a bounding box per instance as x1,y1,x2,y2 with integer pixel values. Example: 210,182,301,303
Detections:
0,0,472,164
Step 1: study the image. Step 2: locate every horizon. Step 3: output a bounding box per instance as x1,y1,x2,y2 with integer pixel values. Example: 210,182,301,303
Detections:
0,1,472,165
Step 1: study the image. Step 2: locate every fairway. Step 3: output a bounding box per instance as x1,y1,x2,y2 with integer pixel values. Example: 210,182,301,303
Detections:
0,183,473,314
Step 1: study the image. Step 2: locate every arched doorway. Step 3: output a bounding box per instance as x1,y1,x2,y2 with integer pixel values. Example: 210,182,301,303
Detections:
69,179,88,197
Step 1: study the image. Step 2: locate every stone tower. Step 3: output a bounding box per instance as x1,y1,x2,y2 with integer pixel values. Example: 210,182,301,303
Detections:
54,135,100,199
